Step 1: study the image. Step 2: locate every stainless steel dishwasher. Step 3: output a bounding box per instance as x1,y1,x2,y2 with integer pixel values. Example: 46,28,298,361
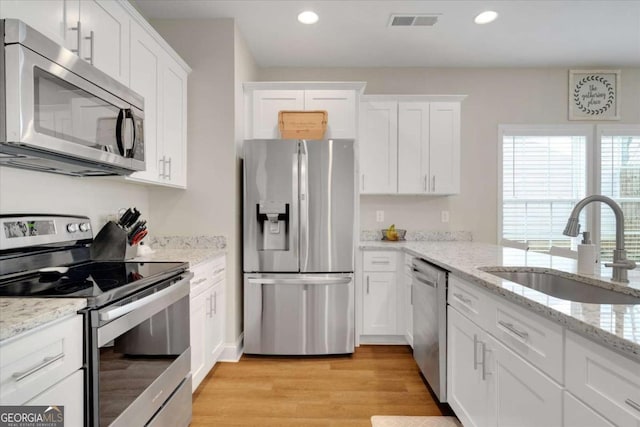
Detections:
411,257,448,402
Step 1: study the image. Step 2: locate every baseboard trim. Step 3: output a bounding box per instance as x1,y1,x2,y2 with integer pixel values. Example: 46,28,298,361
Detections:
218,332,244,362
359,335,410,345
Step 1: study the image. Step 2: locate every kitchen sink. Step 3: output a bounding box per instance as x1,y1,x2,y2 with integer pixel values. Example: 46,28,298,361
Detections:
480,268,640,305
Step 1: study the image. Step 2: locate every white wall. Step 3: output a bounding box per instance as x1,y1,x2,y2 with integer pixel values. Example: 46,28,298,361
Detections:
147,18,257,344
0,168,149,231
258,67,640,243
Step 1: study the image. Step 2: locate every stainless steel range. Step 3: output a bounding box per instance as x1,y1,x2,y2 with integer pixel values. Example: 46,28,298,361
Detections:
0,214,192,426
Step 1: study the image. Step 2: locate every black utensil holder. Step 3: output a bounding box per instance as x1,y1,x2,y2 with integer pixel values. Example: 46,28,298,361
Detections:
91,221,130,261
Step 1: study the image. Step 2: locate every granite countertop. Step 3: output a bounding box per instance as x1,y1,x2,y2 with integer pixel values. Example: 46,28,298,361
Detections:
0,298,87,342
361,240,640,362
133,247,226,267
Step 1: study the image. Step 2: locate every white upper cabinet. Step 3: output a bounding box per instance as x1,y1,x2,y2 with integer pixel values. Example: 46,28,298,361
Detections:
251,90,304,139
0,0,68,46
429,102,461,194
304,90,357,139
0,0,129,85
398,102,430,194
128,22,161,183
76,0,130,85
127,20,189,188
359,95,465,196
359,100,398,194
244,82,365,140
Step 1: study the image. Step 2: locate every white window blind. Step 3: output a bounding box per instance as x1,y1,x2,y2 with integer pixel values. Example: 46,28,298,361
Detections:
600,133,640,262
502,132,587,252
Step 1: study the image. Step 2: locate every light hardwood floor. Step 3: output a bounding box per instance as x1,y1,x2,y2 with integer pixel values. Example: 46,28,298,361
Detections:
191,345,451,426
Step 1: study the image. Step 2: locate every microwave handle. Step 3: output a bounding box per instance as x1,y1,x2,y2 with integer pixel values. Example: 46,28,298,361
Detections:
115,109,126,157
116,109,137,158
127,110,138,158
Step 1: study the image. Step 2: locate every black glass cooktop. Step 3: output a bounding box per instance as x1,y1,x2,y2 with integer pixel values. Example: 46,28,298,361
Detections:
0,261,187,305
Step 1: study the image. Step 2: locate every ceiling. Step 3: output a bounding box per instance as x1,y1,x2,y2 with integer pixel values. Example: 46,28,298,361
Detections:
133,0,640,68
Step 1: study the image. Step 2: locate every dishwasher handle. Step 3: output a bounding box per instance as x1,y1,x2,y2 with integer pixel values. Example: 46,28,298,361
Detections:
411,269,438,288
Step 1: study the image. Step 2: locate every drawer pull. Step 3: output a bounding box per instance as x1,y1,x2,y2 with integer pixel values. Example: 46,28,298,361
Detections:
12,353,64,381
212,268,225,275
366,276,370,294
371,260,390,265
626,398,640,413
192,277,207,285
453,293,472,305
498,320,529,340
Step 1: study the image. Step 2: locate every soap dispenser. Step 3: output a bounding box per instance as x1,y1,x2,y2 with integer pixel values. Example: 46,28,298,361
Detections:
577,231,597,274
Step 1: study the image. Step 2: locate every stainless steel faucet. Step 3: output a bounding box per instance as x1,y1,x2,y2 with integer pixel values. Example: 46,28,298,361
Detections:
563,195,636,283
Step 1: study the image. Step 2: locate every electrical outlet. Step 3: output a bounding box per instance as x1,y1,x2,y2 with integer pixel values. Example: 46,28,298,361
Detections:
376,210,385,223
441,210,450,223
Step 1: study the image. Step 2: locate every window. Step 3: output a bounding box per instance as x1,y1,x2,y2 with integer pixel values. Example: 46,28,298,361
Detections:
500,126,591,252
598,126,640,262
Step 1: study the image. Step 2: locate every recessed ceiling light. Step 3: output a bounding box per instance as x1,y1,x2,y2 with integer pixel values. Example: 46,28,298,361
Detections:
298,11,319,25
474,10,498,24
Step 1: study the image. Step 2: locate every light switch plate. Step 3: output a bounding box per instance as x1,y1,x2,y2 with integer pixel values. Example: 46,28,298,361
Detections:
441,210,450,223
376,210,384,223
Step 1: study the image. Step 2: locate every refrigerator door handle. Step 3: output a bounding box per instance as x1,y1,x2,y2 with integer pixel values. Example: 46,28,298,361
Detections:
299,141,310,271
247,277,352,286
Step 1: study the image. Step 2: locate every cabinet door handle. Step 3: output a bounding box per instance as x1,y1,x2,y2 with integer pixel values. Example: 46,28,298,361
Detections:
625,399,640,413
366,276,370,294
453,292,472,305
481,343,490,381
361,174,365,192
424,175,427,192
206,295,212,317
498,320,529,340
69,21,82,56
431,176,436,192
84,30,94,65
166,157,172,180
410,284,413,305
473,334,480,370
213,291,217,315
158,156,165,179
12,353,64,381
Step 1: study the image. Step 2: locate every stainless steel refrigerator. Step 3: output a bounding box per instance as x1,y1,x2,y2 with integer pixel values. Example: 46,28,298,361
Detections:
243,139,355,355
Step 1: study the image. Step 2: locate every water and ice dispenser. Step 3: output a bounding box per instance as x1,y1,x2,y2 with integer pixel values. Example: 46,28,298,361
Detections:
256,201,289,251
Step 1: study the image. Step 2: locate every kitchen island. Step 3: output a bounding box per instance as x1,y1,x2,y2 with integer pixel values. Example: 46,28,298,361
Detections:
361,240,640,361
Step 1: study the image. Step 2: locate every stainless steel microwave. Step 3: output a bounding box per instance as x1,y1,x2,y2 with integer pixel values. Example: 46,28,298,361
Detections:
0,19,145,176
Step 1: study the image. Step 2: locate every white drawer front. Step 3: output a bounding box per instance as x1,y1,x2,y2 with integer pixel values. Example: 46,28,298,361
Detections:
26,370,84,426
190,256,225,297
0,315,83,405
363,251,397,271
489,296,564,383
564,391,616,427
448,275,492,330
566,331,640,427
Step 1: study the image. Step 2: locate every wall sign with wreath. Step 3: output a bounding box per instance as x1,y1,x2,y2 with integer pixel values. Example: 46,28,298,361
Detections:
569,70,620,120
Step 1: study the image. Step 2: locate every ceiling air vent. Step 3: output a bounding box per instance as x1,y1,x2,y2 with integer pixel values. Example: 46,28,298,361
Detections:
389,14,439,27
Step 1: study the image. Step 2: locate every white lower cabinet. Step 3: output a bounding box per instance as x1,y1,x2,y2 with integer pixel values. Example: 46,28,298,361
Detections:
565,330,640,427
0,315,83,422
362,271,397,335
448,273,640,427
403,254,413,347
26,370,84,427
190,256,226,392
448,305,562,427
564,392,616,427
486,333,562,427
447,306,489,427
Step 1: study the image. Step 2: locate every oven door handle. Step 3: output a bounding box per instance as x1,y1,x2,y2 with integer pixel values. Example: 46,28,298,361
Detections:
99,272,193,322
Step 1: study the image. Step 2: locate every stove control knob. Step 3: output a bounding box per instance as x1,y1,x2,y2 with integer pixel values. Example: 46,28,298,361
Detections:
79,222,91,232
66,223,79,233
